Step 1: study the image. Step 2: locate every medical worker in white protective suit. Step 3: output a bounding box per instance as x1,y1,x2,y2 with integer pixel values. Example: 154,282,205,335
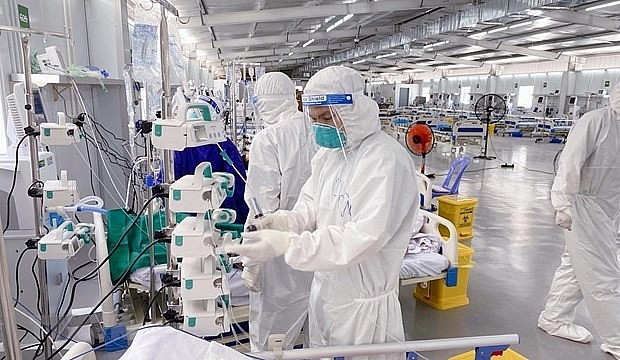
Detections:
228,66,419,359
538,83,620,358
243,72,316,351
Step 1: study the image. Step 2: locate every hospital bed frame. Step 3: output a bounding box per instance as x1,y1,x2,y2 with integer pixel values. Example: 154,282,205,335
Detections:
451,120,486,152
399,209,459,287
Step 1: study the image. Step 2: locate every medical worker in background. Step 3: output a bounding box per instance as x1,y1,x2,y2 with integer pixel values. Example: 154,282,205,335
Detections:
173,95,249,224
228,66,418,359
243,72,316,351
538,83,620,358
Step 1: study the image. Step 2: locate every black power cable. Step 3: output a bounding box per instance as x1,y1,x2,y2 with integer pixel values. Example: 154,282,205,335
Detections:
142,285,167,326
46,241,166,359
14,247,34,307
3,134,30,233
35,194,160,357
30,257,42,317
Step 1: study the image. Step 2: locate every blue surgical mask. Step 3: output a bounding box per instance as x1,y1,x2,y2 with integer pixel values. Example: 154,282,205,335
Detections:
312,123,347,148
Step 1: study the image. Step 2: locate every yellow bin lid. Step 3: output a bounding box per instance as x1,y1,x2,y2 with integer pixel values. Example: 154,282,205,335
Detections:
437,195,478,206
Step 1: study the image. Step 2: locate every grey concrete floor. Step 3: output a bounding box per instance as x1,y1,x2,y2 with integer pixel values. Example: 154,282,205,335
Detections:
397,134,614,360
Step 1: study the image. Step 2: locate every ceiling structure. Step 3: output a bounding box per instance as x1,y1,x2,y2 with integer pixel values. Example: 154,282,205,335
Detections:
164,0,620,78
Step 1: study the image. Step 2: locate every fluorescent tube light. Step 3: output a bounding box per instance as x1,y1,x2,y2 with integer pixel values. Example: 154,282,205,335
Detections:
586,1,620,11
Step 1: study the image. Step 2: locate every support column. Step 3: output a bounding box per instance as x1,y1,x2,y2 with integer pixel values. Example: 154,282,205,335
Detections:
558,57,581,115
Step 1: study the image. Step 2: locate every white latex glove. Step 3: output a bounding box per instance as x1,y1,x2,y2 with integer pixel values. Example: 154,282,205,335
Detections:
226,229,290,263
555,208,572,231
241,264,261,292
249,213,289,231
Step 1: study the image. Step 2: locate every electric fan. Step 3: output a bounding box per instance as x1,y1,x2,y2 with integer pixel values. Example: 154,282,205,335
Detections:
474,93,507,160
406,123,435,175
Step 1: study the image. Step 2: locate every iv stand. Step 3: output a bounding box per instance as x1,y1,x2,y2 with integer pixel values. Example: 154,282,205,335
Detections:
0,24,69,359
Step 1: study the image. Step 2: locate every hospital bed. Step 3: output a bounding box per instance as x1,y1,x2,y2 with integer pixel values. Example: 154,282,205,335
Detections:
399,209,458,287
415,118,452,134
451,120,486,152
549,119,574,139
514,116,539,136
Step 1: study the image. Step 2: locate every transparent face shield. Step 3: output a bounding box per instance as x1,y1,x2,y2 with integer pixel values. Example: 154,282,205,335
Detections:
302,93,352,161
249,94,263,130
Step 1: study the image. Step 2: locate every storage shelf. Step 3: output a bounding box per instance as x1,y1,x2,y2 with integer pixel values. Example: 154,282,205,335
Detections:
11,73,124,87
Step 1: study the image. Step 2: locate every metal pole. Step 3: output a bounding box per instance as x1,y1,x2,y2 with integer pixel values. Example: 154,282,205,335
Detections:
255,334,520,360
21,35,52,359
145,133,156,313
0,216,23,360
159,4,176,314
230,63,237,145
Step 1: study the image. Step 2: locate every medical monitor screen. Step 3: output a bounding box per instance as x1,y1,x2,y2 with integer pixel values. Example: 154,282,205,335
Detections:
32,88,48,124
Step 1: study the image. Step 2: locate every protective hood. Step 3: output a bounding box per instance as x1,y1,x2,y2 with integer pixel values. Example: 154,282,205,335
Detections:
609,82,620,114
303,66,380,148
254,72,299,127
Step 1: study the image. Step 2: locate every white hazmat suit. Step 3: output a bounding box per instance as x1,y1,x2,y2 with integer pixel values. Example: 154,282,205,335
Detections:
538,83,620,358
231,66,419,359
244,72,316,351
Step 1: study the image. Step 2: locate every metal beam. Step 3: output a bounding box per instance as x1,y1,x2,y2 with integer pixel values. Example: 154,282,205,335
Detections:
542,9,620,32
220,45,332,59
197,0,461,27
396,49,484,67
184,26,394,48
232,51,332,63
420,53,484,67
438,34,566,60
369,58,434,71
295,0,590,74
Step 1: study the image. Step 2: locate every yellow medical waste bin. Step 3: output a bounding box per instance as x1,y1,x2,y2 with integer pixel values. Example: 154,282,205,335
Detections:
438,195,478,241
414,243,474,310
449,349,528,360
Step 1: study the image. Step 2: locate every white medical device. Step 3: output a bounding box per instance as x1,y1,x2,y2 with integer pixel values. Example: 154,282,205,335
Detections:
43,170,80,209
40,112,82,146
152,103,226,151
166,162,236,336
37,46,66,75
38,221,93,260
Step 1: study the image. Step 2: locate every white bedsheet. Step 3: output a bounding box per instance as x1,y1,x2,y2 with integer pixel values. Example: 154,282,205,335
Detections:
119,326,250,360
400,253,449,279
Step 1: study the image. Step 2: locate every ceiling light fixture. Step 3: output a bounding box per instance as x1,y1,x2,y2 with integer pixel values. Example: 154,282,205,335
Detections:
468,31,487,39
324,16,335,23
488,26,508,34
326,14,353,32
279,58,283,62
585,0,620,11
422,41,449,49
288,52,294,56
352,59,367,64
375,52,397,59
509,20,534,29
302,39,315,47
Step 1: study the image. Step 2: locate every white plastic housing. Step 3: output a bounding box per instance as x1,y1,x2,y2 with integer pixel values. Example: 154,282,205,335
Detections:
40,112,82,146
168,163,232,213
182,300,230,336
180,257,229,301
171,216,216,258
151,103,226,151
43,170,80,208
